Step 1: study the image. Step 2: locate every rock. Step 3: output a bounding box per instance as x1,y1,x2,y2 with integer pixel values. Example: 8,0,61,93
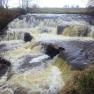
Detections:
62,25,89,37
42,28,49,33
17,54,50,73
14,87,28,94
88,26,94,38
57,25,65,34
0,57,11,77
38,35,94,69
0,90,13,94
89,20,94,25
58,41,94,69
45,44,65,58
24,32,33,42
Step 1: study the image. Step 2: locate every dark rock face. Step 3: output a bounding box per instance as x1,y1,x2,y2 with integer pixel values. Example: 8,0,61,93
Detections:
89,20,94,25
24,32,33,42
45,44,65,58
63,25,90,37
14,87,28,94
0,57,11,77
57,25,65,34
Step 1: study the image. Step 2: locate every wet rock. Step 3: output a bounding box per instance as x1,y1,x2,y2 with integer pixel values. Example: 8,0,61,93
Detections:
42,28,49,33
18,54,50,72
38,35,94,69
24,32,33,42
89,20,94,25
14,87,28,94
88,26,94,38
58,41,94,69
0,57,11,77
57,25,65,34
0,90,13,94
45,44,65,58
63,25,90,37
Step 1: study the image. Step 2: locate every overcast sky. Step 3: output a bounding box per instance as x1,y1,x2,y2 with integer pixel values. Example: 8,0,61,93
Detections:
8,0,88,8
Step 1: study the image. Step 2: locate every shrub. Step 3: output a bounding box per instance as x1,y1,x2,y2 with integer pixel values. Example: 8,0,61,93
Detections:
59,64,94,94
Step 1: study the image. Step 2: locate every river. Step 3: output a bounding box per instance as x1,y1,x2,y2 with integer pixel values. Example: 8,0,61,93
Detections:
0,13,94,94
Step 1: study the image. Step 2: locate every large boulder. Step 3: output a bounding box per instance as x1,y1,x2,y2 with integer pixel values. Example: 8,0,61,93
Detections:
45,44,65,58
0,57,11,77
0,57,11,85
88,26,94,38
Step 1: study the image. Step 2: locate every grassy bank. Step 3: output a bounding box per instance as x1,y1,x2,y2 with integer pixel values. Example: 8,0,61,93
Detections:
29,8,94,15
52,56,94,94
59,64,94,94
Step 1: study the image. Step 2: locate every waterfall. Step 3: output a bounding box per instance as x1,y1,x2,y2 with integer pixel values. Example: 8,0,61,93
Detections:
1,13,94,41
0,31,24,41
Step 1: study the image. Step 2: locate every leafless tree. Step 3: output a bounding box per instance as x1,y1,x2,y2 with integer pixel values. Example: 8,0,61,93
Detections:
21,0,29,8
87,0,94,7
0,0,8,8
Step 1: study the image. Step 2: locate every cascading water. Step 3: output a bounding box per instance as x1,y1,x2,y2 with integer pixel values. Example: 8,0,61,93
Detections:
1,13,94,41
0,13,94,94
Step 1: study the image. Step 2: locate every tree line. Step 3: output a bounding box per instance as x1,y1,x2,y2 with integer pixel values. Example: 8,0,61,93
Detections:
0,0,36,8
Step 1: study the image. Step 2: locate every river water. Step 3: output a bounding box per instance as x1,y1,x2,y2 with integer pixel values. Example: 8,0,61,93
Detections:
0,13,94,94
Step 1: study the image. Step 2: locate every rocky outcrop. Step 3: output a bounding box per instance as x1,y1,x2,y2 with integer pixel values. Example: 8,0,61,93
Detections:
14,87,28,94
0,57,11,85
57,25,65,34
0,57,11,77
37,34,94,69
24,32,33,42
44,44,65,58
62,25,90,37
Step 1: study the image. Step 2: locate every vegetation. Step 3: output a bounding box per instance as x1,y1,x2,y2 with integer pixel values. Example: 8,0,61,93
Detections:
59,64,94,94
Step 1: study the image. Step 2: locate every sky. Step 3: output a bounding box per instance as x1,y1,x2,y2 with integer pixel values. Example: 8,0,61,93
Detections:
8,0,88,8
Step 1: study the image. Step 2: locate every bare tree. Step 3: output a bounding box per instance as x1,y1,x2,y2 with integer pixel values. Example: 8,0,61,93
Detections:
4,0,8,8
21,0,29,8
87,0,94,7
0,0,8,8
0,0,4,7
21,0,34,8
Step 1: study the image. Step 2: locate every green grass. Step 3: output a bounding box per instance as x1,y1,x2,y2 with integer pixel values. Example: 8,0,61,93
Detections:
59,64,94,94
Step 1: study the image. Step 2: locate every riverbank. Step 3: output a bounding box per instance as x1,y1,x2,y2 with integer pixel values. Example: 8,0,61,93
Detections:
30,8,94,15
0,8,26,34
